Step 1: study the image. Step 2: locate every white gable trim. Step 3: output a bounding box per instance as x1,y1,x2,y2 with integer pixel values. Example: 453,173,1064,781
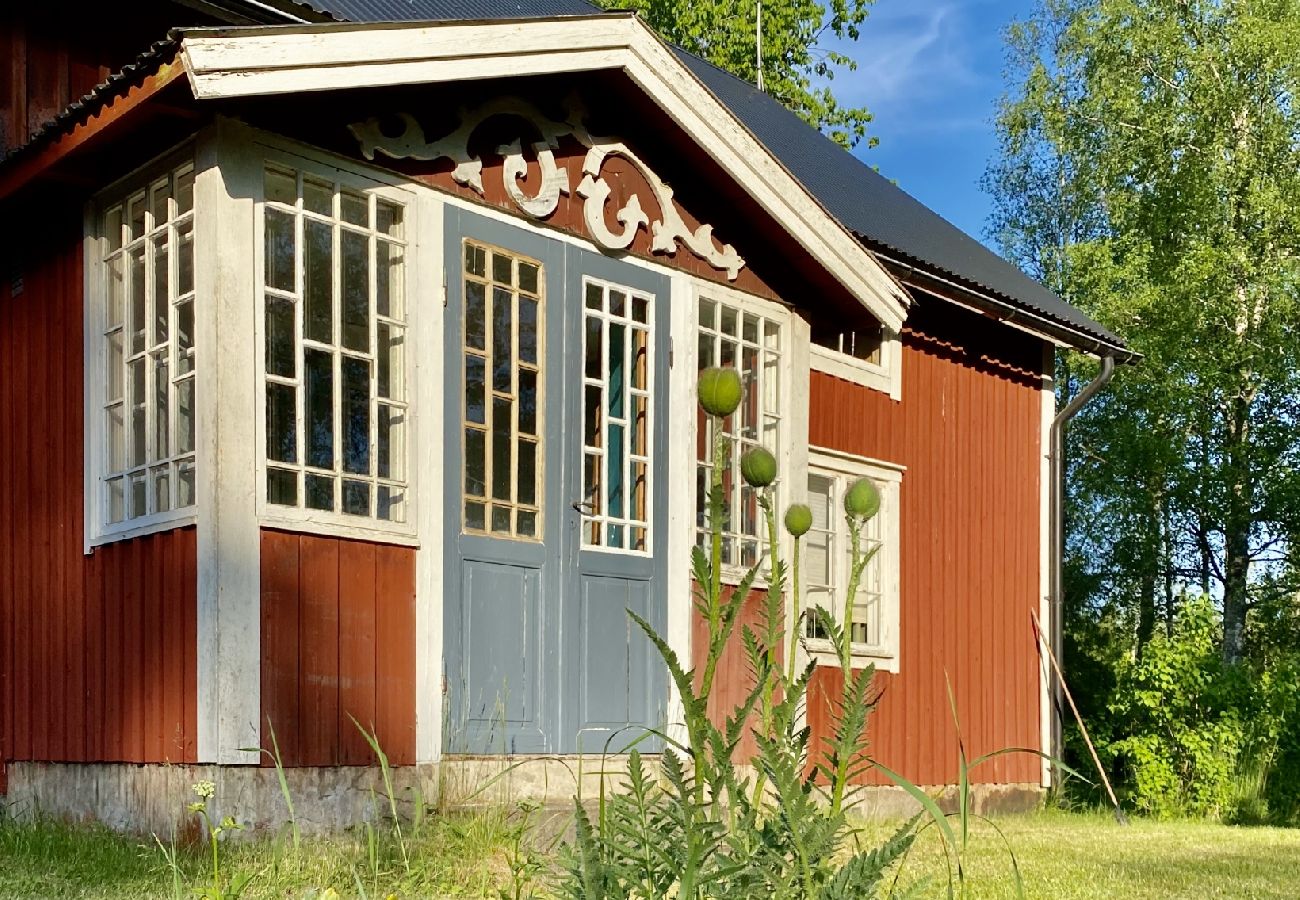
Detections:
177,15,910,332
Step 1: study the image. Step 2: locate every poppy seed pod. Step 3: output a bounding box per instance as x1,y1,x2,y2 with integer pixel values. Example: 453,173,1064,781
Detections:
696,366,743,417
740,447,778,487
784,503,813,537
843,477,881,520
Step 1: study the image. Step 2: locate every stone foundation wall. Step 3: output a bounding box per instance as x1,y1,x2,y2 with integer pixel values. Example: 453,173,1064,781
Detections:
1,759,1043,836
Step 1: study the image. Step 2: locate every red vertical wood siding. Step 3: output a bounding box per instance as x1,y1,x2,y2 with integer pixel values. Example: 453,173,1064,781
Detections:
1,9,219,156
693,301,1047,786
0,216,199,776
805,304,1046,786
259,530,416,767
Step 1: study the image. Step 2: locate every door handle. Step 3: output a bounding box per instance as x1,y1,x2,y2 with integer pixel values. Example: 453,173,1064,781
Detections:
571,499,595,514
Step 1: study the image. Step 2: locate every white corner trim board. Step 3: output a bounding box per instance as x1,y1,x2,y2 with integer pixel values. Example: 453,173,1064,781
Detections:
350,95,745,280
176,15,909,332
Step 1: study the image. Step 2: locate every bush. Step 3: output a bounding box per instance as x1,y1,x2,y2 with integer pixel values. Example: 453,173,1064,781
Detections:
1106,597,1250,819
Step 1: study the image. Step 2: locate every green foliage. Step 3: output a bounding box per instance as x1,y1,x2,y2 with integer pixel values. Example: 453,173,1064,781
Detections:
553,370,919,898
988,0,1300,823
596,0,878,148
1106,599,1244,818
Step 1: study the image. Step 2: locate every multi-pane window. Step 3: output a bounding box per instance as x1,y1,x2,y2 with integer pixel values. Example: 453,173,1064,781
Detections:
461,241,543,539
696,296,783,569
261,165,408,523
811,320,884,365
99,162,197,526
801,454,901,661
580,279,653,553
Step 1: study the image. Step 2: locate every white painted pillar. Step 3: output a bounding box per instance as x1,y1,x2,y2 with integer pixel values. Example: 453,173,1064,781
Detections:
414,192,445,764
194,119,261,764
1038,343,1055,788
664,273,696,747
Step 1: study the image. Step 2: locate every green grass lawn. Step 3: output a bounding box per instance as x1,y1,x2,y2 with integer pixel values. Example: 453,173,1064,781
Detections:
863,809,1300,898
2,806,1299,898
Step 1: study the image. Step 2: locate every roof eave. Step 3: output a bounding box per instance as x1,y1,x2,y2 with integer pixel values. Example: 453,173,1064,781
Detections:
175,16,912,332
874,248,1137,363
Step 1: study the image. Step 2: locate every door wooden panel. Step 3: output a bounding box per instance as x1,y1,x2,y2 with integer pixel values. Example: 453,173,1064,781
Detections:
443,209,669,754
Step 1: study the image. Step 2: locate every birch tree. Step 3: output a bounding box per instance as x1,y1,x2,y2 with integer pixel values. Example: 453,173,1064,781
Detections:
988,0,1300,664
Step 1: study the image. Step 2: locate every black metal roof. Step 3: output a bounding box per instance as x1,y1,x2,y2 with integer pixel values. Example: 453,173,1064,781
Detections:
671,50,1125,349
288,0,598,19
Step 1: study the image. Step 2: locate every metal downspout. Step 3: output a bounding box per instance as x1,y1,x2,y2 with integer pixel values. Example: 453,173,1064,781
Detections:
1048,354,1116,766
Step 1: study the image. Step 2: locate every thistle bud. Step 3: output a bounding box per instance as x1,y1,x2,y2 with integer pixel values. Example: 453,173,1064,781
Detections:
784,503,813,537
696,366,743,417
740,447,778,487
843,477,881,520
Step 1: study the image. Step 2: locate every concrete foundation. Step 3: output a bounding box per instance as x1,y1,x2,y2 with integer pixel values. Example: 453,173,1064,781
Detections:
1,759,1043,836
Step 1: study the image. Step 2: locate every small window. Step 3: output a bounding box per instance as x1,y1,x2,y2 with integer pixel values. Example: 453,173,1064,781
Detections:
461,240,543,539
94,160,198,534
580,278,654,553
809,314,901,400
260,164,409,525
801,450,902,669
811,320,883,366
695,293,785,570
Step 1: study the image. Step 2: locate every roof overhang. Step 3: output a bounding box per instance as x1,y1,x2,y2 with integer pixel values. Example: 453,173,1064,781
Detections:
177,14,912,332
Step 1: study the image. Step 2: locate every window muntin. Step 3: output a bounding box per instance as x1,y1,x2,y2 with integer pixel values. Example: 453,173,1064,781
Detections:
99,162,197,527
804,472,883,647
695,295,783,569
811,320,883,366
261,165,408,523
580,278,653,554
461,241,543,539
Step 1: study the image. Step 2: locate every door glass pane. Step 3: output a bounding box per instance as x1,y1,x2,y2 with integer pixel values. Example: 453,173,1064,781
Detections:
461,240,542,539
580,280,653,553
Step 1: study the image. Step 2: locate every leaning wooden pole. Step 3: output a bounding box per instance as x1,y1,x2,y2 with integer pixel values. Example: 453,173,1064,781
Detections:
1031,610,1129,825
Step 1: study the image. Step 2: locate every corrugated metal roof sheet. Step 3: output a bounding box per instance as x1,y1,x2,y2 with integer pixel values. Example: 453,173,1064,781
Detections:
0,38,180,167
292,0,601,20
671,49,1124,347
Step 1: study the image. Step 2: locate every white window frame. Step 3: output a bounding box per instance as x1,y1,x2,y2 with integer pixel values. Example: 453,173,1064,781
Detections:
693,281,796,583
252,145,420,545
800,446,903,672
84,144,201,549
810,325,902,401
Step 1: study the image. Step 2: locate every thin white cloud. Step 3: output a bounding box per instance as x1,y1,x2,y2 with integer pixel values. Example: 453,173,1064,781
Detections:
819,0,1008,113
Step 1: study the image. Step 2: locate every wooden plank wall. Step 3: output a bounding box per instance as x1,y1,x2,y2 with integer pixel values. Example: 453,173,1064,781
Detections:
692,299,1047,786
0,6,202,157
260,530,417,767
806,300,1046,786
0,213,198,778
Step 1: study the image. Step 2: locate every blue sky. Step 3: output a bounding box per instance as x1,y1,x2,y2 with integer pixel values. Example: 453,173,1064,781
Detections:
823,0,1035,246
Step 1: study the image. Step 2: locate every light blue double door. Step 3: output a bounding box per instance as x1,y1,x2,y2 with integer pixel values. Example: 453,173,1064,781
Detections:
443,208,668,754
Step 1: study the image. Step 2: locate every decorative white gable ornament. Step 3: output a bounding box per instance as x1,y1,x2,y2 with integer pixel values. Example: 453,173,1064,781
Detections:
349,97,746,280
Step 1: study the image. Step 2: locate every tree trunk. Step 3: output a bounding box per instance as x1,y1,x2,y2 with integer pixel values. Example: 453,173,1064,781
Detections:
1222,393,1252,665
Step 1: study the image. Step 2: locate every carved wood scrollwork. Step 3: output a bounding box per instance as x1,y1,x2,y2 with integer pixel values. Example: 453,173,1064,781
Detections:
349,97,745,280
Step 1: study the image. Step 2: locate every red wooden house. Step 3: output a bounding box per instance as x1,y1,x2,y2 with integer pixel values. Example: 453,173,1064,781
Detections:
0,0,1127,830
